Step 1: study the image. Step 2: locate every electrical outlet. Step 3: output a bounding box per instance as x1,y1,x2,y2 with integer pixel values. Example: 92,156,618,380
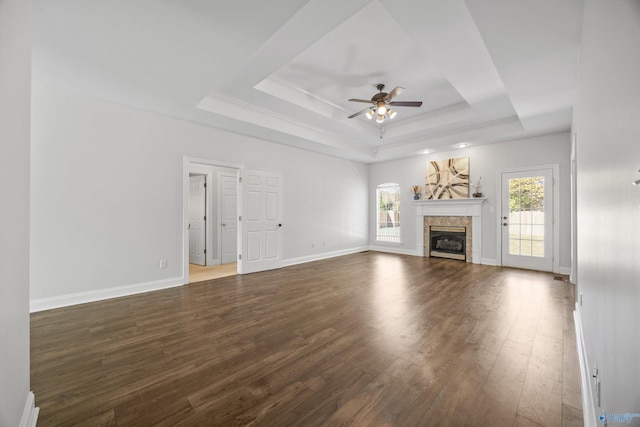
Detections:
159,259,167,268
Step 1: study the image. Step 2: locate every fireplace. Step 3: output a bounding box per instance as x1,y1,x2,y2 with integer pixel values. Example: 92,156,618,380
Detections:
430,226,466,260
414,198,485,264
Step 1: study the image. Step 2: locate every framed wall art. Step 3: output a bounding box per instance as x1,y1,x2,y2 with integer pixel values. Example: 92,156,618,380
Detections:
425,157,469,199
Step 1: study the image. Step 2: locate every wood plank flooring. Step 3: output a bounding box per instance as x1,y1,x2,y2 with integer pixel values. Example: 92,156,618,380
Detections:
189,263,237,284
31,252,583,426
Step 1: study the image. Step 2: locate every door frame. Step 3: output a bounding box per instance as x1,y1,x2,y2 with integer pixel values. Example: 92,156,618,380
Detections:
570,133,578,284
218,171,238,265
188,165,215,265
182,156,242,285
188,173,207,266
495,164,560,273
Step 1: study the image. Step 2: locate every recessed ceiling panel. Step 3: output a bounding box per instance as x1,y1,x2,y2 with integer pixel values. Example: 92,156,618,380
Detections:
255,0,464,123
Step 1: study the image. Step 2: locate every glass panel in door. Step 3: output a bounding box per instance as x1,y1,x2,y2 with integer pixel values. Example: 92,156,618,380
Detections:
501,169,553,271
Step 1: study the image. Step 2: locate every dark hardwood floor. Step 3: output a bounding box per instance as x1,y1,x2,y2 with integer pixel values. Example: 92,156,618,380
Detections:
31,252,583,426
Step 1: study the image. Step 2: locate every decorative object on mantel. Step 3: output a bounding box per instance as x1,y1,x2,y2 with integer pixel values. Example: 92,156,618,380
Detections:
471,176,483,198
410,185,422,200
425,157,469,199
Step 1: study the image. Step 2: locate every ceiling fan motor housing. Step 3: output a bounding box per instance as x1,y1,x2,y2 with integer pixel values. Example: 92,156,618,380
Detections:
372,92,388,102
373,84,388,102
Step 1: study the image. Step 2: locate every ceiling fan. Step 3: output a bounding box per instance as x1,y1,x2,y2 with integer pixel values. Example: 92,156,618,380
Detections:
347,84,422,123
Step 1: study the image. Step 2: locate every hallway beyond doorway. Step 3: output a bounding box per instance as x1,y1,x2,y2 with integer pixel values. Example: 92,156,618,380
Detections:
188,263,237,283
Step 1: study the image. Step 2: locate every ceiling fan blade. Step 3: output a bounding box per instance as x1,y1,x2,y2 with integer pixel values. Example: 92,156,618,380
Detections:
384,86,405,101
348,98,375,104
348,107,374,119
389,101,423,107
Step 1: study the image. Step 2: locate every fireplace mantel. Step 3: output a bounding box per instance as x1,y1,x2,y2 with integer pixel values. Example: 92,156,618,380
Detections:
415,198,486,263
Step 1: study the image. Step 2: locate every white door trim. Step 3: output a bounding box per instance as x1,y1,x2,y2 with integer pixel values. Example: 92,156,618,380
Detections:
570,133,578,284
182,156,243,285
495,164,560,273
188,164,215,266
218,171,238,264
188,175,207,265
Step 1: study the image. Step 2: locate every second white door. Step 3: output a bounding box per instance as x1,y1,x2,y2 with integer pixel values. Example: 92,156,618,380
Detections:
220,172,238,264
239,170,283,274
189,175,206,266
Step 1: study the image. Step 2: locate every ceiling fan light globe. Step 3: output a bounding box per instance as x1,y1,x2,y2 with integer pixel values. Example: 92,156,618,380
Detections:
377,103,387,115
388,109,397,119
376,115,385,123
365,110,374,120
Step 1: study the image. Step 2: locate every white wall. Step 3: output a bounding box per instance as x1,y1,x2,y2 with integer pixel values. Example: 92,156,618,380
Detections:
572,0,640,422
0,0,37,425
369,132,571,270
30,76,368,307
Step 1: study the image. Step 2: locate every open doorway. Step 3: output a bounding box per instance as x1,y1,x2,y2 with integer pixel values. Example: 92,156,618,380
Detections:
183,157,285,283
188,174,207,266
184,157,241,284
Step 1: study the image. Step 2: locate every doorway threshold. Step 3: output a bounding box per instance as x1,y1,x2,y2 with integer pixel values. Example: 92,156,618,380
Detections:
189,263,237,284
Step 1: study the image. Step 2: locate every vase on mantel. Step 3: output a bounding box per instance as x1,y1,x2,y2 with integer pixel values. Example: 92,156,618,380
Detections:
472,193,483,198
413,194,420,200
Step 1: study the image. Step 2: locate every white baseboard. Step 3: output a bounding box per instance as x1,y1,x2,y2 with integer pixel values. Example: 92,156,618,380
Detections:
283,246,369,267
367,245,417,256
557,266,572,275
19,392,39,427
574,304,597,427
484,260,572,274
30,276,184,312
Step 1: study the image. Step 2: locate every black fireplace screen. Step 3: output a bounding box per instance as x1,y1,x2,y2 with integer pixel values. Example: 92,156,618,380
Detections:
430,226,466,260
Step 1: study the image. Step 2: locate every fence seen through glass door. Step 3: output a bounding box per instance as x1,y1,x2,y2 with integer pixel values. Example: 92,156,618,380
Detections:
376,183,401,243
508,176,545,257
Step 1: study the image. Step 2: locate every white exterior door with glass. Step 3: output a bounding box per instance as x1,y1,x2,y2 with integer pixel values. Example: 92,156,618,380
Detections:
500,168,554,272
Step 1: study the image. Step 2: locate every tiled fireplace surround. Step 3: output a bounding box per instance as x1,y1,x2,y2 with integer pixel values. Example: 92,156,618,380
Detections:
415,198,485,264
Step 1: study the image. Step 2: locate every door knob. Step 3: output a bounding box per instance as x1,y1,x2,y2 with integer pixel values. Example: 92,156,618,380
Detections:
222,223,226,227
503,216,508,220
278,224,282,227
503,223,508,226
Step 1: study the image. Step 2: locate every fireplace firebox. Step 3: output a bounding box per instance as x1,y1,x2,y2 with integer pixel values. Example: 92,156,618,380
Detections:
430,226,466,261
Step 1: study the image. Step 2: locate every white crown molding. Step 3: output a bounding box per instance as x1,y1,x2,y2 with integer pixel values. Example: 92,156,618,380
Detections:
256,74,348,116
197,91,375,157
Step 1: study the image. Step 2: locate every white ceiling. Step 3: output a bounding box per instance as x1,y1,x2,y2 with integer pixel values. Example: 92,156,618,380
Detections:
32,0,584,163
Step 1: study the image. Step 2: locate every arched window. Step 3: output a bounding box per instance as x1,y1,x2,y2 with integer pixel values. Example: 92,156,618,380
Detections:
376,183,401,243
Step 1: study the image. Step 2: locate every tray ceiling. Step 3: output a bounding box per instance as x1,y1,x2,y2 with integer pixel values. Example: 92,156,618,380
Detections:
33,0,584,163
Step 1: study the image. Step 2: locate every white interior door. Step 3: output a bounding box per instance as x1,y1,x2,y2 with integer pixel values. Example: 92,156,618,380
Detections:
189,175,206,266
219,172,238,264
238,170,283,274
501,168,553,271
